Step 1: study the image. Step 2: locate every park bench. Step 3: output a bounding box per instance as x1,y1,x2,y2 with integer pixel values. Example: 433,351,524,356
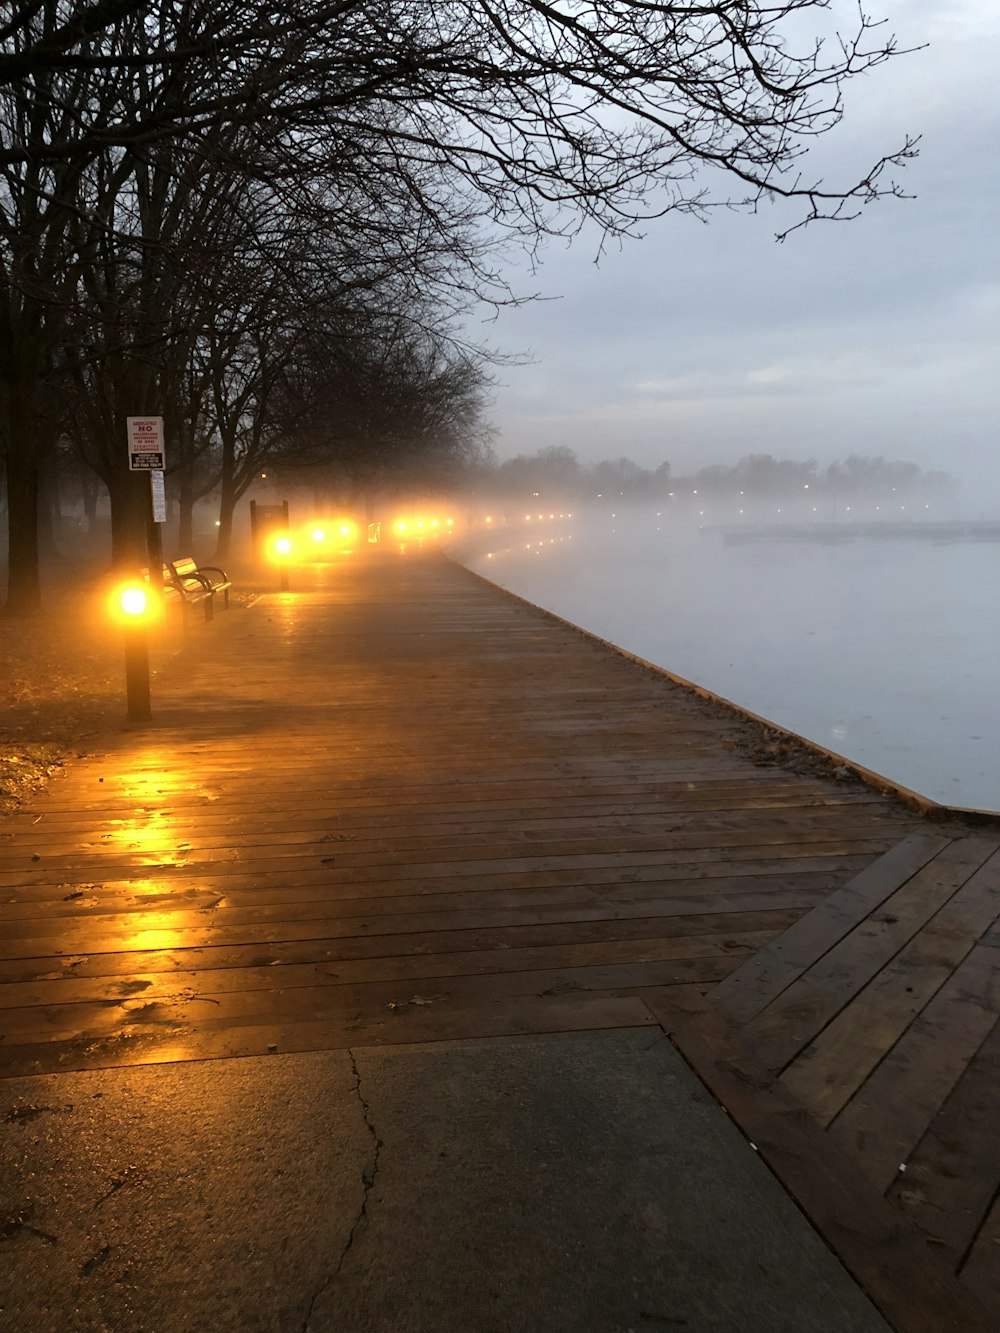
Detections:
165,557,232,622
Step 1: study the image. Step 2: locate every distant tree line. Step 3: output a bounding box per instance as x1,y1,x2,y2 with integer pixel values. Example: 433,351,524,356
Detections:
1,2,914,614
485,447,952,504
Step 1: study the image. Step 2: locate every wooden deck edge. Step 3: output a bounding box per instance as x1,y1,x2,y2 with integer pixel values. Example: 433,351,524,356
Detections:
640,989,995,1333
452,558,1000,829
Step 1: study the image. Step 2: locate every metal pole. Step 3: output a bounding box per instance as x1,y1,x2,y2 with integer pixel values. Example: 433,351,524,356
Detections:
123,626,152,723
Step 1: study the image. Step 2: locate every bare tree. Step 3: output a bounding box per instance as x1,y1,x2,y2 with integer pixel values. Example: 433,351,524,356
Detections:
2,1,919,612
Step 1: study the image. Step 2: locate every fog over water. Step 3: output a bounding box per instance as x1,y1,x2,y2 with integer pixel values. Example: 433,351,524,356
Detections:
460,510,1000,812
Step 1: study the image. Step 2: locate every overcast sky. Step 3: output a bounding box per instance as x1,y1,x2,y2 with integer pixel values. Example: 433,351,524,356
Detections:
482,0,999,494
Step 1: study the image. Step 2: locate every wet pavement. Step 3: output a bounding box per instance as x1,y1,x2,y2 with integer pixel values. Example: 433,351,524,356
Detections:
1,1028,891,1332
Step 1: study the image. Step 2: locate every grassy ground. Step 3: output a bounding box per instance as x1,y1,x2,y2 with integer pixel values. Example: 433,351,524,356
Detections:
0,559,261,814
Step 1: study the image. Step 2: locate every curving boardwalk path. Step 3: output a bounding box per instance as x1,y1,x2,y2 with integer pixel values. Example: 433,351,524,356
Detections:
0,550,996,1331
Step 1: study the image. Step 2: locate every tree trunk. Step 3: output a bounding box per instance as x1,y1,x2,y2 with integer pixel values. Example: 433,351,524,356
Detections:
215,483,237,561
2,440,42,615
177,473,195,551
81,468,100,535
106,466,153,570
37,451,61,559
214,431,238,561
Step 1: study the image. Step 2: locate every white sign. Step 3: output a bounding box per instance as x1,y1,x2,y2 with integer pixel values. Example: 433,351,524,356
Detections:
127,415,165,471
150,469,167,523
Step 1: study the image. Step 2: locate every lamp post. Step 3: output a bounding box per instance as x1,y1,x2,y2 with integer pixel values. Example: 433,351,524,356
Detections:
271,533,293,591
113,581,154,723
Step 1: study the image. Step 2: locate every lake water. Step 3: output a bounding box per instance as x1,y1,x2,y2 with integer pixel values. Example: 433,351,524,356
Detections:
459,512,1000,812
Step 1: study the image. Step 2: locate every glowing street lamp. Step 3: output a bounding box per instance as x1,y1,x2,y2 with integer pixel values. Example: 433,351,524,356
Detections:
109,579,159,723
267,531,295,590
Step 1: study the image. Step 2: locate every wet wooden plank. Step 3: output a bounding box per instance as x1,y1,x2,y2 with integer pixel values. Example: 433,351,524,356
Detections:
712,832,954,1024
0,884,849,964
780,848,1000,1123
0,956,744,1048
0,993,658,1078
960,1191,1000,1313
886,1018,1000,1265
0,826,911,881
828,945,1000,1194
0,803,908,858
2,789,893,837
738,838,1000,1073
1,872,848,919
0,891,838,987
0,925,784,1011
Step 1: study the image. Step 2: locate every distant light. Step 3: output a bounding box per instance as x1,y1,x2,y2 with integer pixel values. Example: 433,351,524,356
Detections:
667,492,674,497
274,536,292,555
446,518,454,526
525,514,531,520
532,491,539,496
215,520,221,526
485,516,493,523
692,490,698,495
549,513,554,519
312,527,326,542
416,521,424,529
432,520,440,528
738,509,743,515
803,484,810,489
340,524,351,536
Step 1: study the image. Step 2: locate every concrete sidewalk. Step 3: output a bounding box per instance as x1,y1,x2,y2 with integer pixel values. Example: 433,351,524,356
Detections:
1,1027,890,1333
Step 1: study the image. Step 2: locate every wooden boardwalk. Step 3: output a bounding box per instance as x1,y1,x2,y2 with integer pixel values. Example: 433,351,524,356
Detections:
1,550,996,1329
669,829,1000,1319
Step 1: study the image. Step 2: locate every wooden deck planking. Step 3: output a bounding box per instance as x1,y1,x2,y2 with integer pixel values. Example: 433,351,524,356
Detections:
711,831,953,1024
780,847,1000,1122
691,831,1000,1315
731,837,999,1073
3,550,996,1327
3,553,919,1078
962,1191,1000,1313
884,1016,1000,1264
828,943,1000,1193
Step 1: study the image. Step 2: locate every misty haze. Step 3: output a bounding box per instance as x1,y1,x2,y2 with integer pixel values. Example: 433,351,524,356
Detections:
458,488,1000,811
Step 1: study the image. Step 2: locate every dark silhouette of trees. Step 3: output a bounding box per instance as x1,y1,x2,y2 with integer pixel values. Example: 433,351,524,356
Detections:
2,2,918,612
479,448,952,507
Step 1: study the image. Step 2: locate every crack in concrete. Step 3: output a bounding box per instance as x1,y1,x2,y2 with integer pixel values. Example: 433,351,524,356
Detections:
302,1048,383,1332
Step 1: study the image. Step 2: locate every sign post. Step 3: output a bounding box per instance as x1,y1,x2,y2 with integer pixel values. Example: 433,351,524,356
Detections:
127,416,164,471
126,416,167,572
